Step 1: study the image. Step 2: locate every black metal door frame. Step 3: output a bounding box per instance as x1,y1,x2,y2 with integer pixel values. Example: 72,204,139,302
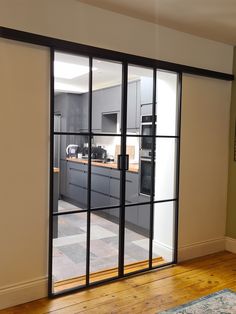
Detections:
48,48,182,297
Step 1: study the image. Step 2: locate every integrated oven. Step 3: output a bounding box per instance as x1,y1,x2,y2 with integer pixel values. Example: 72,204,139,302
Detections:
140,115,156,196
140,158,152,195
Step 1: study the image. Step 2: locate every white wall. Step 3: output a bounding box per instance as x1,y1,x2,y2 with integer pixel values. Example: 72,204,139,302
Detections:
178,74,231,261
0,0,233,309
0,0,233,73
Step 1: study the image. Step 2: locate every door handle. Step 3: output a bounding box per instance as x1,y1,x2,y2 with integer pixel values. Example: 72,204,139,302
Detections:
117,154,129,171
125,154,129,171
117,154,122,170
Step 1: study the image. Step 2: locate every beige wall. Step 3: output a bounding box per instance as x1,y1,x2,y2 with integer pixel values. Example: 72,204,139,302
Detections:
179,74,231,260
0,0,233,73
0,0,233,309
0,39,50,309
226,47,236,239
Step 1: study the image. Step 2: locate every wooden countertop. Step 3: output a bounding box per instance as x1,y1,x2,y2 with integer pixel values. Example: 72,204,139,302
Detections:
66,158,139,173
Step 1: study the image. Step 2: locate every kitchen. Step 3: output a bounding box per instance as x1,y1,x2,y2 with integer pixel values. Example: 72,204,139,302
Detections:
52,52,179,292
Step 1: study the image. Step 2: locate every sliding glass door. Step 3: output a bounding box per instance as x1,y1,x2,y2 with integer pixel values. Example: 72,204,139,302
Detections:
49,50,181,296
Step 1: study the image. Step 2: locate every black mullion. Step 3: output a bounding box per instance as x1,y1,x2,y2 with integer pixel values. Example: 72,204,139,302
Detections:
173,73,183,264
86,57,93,286
54,131,180,138
118,62,128,277
53,198,178,217
149,69,157,268
48,48,55,297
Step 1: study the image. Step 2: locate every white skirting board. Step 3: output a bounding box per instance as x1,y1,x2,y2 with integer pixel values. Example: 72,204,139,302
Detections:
153,240,173,262
178,237,226,262
225,237,236,253
0,276,47,310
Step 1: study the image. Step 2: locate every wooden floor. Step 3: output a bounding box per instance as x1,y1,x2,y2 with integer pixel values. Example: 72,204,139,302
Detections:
54,257,164,293
1,251,236,314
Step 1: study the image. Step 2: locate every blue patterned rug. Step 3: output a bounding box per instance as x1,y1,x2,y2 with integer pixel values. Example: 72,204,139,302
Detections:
159,289,236,313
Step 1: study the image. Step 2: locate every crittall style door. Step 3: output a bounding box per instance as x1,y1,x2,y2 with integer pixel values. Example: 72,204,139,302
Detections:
49,50,180,296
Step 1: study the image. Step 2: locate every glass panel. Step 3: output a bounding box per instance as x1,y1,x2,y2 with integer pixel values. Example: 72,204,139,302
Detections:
127,65,153,133
156,71,178,136
90,209,119,283
124,204,150,274
52,212,87,293
54,52,89,133
154,138,178,201
90,135,121,209
53,135,89,213
152,201,176,265
125,136,152,205
92,59,122,134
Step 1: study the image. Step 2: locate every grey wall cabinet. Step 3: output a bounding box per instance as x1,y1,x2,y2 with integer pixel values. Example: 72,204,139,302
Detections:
92,85,121,131
127,81,138,130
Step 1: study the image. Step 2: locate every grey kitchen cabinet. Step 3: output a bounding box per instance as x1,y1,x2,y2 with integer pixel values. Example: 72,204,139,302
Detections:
125,172,139,203
140,77,153,104
59,159,67,196
92,85,122,131
79,93,89,131
67,183,86,206
125,206,138,226
91,191,110,208
64,161,149,233
138,204,151,231
109,177,120,208
91,166,110,207
66,161,87,207
127,81,138,130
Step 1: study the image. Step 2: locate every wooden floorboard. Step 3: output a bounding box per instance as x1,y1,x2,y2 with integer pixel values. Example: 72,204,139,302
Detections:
1,251,236,314
54,257,164,293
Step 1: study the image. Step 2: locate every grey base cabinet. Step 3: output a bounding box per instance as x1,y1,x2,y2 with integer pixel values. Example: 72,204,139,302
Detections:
60,160,150,233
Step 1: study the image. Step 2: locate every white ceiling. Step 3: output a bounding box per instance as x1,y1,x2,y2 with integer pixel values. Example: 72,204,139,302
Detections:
79,0,236,45
55,52,152,94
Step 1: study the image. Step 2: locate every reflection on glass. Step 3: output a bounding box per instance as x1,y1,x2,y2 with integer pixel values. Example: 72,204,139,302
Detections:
52,212,87,293
92,59,122,134
124,204,150,274
128,66,153,133
90,209,119,282
90,136,121,209
156,71,178,136
54,52,89,133
152,201,175,265
154,138,177,201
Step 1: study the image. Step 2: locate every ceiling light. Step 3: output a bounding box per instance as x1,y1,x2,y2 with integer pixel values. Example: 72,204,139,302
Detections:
54,61,96,79
54,82,88,93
